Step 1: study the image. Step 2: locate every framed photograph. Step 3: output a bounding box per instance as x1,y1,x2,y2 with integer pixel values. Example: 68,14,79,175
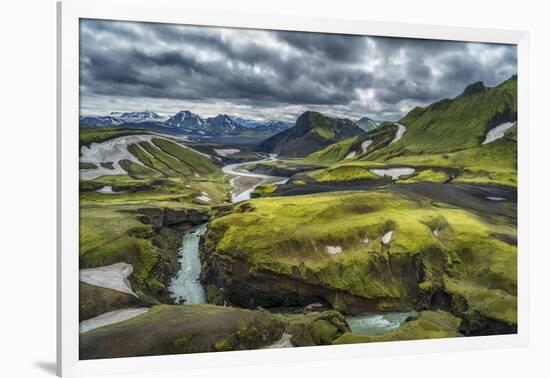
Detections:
57,0,529,376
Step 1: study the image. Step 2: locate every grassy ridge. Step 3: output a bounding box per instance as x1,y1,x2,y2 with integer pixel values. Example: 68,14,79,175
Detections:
307,163,382,182
152,138,221,176
367,76,517,159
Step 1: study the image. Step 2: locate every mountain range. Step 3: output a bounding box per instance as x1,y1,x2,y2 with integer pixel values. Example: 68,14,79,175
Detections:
295,75,517,163
79,110,295,137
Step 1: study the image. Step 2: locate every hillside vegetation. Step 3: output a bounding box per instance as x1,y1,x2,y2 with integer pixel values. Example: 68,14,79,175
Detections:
202,191,517,332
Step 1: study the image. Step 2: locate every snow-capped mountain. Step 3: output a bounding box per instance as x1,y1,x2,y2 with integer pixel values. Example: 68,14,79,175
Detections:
113,111,163,123
205,114,244,132
79,109,292,137
355,116,378,132
79,116,122,127
163,111,207,130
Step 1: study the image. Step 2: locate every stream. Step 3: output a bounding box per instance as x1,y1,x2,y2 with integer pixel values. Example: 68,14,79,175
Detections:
168,223,208,304
346,311,416,335
222,154,289,203
169,155,289,304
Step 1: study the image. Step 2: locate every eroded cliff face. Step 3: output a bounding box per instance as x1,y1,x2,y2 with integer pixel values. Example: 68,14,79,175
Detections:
135,207,210,229
200,245,424,315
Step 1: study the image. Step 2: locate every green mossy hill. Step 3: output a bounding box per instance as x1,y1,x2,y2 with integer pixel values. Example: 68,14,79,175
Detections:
306,162,383,183
335,311,463,344
306,123,397,163
366,76,517,159
251,183,277,198
202,191,516,331
80,147,229,207
151,138,222,176
79,304,348,359
258,111,365,157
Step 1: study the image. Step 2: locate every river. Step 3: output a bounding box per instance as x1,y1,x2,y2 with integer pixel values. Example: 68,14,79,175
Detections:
346,311,416,335
168,223,208,304
168,156,289,304
222,154,289,203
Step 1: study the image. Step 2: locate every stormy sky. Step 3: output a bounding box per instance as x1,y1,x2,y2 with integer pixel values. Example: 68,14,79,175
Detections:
80,19,517,122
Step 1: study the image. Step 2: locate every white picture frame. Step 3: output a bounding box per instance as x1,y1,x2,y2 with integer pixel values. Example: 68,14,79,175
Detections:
57,0,530,376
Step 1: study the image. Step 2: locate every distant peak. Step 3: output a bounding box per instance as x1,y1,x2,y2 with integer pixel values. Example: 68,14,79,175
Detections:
461,81,487,96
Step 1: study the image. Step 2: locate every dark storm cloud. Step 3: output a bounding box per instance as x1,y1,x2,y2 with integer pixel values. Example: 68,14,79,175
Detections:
79,19,517,121
275,31,370,62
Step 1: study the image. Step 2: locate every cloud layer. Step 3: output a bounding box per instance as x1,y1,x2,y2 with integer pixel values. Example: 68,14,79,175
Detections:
80,19,517,122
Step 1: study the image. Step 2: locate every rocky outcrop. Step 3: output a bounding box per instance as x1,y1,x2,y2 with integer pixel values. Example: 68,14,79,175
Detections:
79,282,149,321
200,245,424,315
134,207,210,229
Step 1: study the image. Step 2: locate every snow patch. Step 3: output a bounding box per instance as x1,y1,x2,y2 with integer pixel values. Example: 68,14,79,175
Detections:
326,245,342,255
96,186,116,194
486,196,506,201
79,308,149,333
261,333,293,349
382,231,393,245
304,302,325,312
482,122,515,144
79,135,156,180
361,140,373,153
214,148,240,157
79,263,136,296
196,192,211,202
344,151,356,160
390,123,406,144
370,167,415,180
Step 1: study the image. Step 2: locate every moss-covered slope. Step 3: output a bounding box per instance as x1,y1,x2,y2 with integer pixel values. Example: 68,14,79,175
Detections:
366,76,517,159
201,191,517,333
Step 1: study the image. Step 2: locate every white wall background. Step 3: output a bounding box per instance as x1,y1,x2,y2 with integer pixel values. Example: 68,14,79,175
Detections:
1,0,548,377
